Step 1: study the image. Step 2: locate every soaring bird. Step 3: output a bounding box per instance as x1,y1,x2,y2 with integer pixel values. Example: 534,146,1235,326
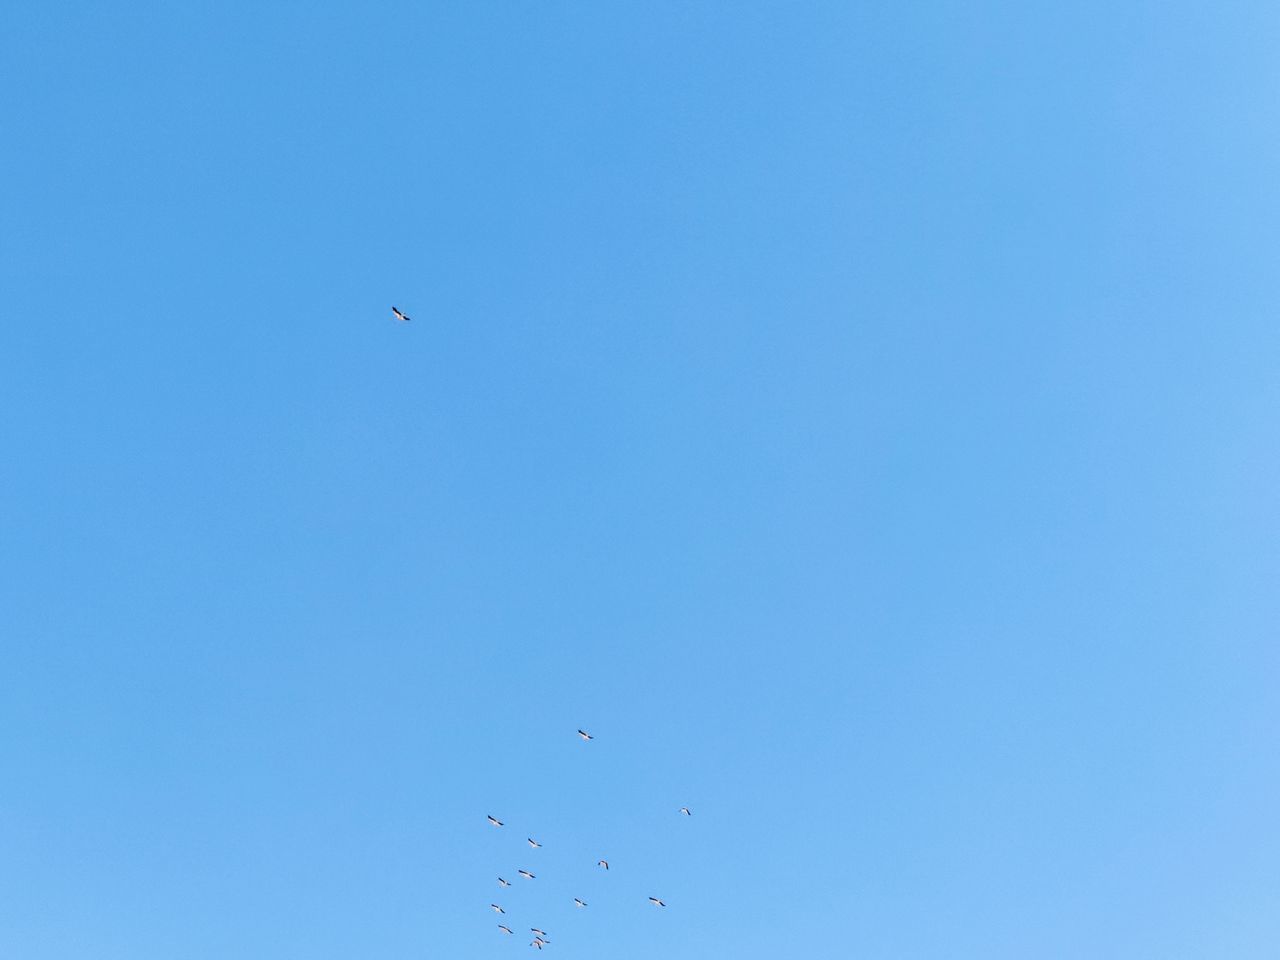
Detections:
530,928,548,938
498,877,511,887
391,306,411,322
649,897,666,907
487,815,504,827
498,925,513,935
527,838,542,848
597,859,609,870
518,869,536,880
574,898,588,908
679,807,691,816
490,904,505,914
577,729,593,741
531,940,545,950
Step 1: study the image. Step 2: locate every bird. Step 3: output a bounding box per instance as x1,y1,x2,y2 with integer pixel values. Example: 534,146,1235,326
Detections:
649,897,666,907
574,898,588,908
527,837,542,848
391,306,411,322
487,815,504,827
679,807,691,816
518,869,536,880
530,928,549,938
497,877,511,887
597,859,609,870
498,925,513,935
490,904,505,914
531,940,545,950
577,729,593,741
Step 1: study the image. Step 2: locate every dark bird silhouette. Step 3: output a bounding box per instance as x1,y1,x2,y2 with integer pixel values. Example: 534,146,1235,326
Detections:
391,306,411,322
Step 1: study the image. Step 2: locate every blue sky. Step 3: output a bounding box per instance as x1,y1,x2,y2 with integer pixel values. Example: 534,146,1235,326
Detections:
2,2,1278,957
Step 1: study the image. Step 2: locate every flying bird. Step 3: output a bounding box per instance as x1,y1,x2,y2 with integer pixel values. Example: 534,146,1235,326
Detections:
577,729,593,741
498,925,513,935
391,306,411,322
531,940,544,950
530,928,548,938
679,807,691,816
490,904,505,914
527,838,542,848
649,897,666,907
574,898,587,908
487,815,504,827
597,859,609,870
518,869,536,880
498,877,511,887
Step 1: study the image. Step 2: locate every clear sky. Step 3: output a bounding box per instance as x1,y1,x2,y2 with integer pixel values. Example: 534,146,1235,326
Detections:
2,2,1277,958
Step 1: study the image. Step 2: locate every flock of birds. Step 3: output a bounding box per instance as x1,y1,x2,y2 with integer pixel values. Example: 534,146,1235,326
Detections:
482,728,692,950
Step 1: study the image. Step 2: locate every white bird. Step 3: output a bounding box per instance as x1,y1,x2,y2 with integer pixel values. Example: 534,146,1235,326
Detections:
574,898,587,908
518,869,536,880
490,904,505,914
498,925,513,935
531,940,544,950
487,815,504,827
649,897,666,907
531,928,548,938
679,807,691,816
597,859,609,870
577,728,593,741
498,877,511,887
527,837,542,848
391,306,411,322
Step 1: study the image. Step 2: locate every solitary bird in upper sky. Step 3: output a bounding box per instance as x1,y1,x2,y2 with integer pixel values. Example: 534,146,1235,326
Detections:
679,807,691,816
497,877,511,887
487,815,504,827
577,729,593,741
527,837,542,848
574,898,588,908
597,859,609,870
518,869,536,880
391,306,411,322
498,925,513,935
649,897,666,907
490,904,505,914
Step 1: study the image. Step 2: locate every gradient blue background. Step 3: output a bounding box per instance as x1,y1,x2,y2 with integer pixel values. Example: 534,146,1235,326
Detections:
2,2,1277,957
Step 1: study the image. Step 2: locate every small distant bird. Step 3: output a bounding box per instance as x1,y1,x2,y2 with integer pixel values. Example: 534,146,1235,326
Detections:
649,897,666,907
391,306,411,322
518,869,536,880
531,940,543,951
490,904,505,914
498,925,513,935
577,729,593,741
597,859,609,870
574,898,587,908
487,815,504,827
530,928,548,938
498,877,511,887
527,838,542,848
679,807,691,816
